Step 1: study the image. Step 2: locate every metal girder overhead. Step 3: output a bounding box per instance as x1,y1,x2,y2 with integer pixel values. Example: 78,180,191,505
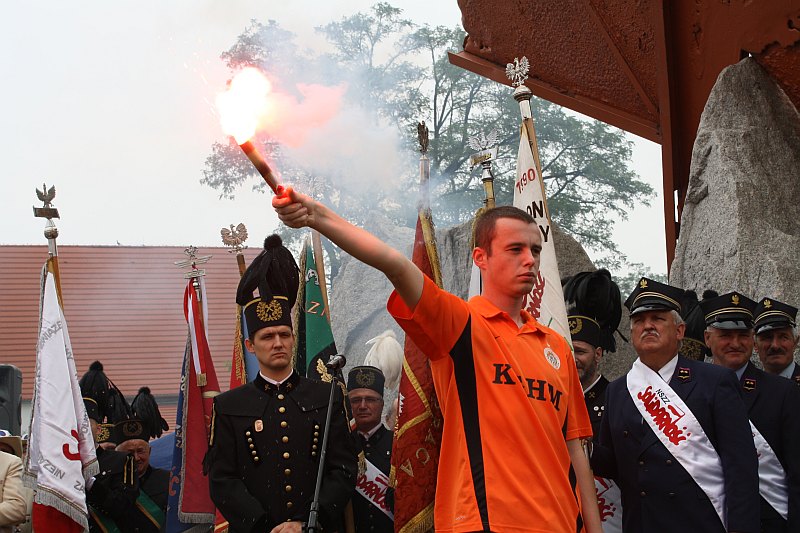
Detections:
450,0,800,267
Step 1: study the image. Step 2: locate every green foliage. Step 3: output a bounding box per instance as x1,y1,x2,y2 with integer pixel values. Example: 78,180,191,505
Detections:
201,3,655,276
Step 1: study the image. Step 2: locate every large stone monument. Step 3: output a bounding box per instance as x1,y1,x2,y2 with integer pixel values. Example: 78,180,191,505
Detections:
670,58,800,302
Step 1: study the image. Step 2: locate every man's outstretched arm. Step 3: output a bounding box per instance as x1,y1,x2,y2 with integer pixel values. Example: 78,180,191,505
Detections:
273,188,424,310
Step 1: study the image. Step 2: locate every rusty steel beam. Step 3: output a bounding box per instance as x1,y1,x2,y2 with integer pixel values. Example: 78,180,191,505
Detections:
651,0,678,270
448,50,662,143
585,1,659,119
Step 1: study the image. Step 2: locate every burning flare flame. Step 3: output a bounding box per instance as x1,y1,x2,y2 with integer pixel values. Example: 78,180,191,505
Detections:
216,68,272,144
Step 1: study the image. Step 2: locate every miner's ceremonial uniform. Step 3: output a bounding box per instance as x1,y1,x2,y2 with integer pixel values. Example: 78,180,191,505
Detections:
208,371,356,533
353,425,393,533
348,366,394,533
584,375,609,438
569,315,609,438
592,279,759,533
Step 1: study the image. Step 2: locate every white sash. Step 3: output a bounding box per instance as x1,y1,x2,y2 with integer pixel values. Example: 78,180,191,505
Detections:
750,421,788,519
594,476,623,533
626,359,727,528
355,458,394,520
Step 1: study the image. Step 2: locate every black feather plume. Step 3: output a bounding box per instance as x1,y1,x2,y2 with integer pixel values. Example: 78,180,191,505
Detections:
79,361,132,423
563,269,622,352
236,234,300,307
132,387,169,439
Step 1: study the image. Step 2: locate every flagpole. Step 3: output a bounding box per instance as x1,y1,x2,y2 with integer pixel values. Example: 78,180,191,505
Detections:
416,121,442,288
33,183,64,303
508,58,552,222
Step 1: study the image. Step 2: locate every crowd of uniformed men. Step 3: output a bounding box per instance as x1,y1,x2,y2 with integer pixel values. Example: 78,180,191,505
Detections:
3,218,799,533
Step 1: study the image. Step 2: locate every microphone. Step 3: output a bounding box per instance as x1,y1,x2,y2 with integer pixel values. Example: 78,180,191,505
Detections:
325,354,347,370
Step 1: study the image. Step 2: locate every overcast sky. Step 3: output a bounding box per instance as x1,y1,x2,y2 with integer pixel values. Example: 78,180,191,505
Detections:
1,0,667,273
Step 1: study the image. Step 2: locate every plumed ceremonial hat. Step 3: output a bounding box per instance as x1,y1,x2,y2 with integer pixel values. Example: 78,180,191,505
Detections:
624,277,683,316
699,291,757,330
754,297,797,335
363,330,403,391
83,397,102,423
79,361,132,423
237,234,300,335
347,366,386,396
562,269,622,352
568,315,602,349
131,387,169,440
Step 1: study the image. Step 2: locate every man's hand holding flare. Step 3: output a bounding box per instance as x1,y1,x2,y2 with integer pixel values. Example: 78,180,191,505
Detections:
272,187,423,310
272,187,317,229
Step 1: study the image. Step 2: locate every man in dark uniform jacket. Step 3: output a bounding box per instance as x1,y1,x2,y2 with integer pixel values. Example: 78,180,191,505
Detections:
569,315,608,438
754,297,800,386
702,292,800,532
207,235,357,533
347,366,393,533
114,420,170,530
591,278,759,533
83,399,159,533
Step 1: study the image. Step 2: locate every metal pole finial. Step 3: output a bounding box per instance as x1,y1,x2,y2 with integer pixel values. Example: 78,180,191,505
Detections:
33,183,61,256
221,223,248,254
417,121,429,155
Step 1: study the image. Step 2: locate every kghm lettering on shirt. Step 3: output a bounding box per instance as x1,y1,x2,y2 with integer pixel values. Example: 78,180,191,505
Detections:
637,385,689,445
492,363,563,410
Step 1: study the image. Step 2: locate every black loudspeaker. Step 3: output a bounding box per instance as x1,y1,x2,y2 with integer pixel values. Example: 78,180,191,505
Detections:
0,365,22,435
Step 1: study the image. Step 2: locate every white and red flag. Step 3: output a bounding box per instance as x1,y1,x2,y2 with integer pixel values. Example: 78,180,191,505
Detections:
512,118,570,339
24,259,98,532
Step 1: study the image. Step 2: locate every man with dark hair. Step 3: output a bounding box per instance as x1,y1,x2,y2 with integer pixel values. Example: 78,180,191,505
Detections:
274,191,601,533
592,278,759,533
702,292,800,532
473,204,535,251
206,235,357,533
569,315,607,437
753,297,800,385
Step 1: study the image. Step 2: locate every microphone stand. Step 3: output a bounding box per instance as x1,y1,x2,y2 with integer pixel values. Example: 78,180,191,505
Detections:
306,355,346,533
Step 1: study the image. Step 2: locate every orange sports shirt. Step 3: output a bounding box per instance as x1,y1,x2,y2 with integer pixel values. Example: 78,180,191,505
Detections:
388,275,592,533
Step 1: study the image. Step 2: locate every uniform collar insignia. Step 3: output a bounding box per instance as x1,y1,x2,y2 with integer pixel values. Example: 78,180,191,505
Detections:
743,377,756,391
677,367,691,381
587,391,596,399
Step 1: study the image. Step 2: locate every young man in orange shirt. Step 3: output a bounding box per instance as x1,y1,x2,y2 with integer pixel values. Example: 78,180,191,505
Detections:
274,190,601,533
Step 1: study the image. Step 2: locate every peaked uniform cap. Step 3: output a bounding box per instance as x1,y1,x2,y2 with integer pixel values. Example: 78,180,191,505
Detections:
699,291,757,330
110,419,150,445
754,297,798,334
624,277,683,316
347,366,385,396
568,315,602,349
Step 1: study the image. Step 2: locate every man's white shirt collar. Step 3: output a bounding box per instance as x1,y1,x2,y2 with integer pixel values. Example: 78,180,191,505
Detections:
583,374,603,394
260,371,292,386
657,355,679,382
359,422,384,440
779,361,797,379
